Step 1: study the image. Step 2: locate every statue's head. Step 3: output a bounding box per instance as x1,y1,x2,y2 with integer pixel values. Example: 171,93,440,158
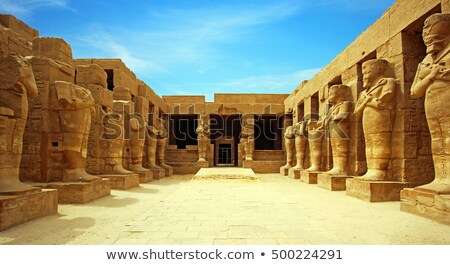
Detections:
328,84,351,103
292,122,305,137
423,13,450,55
362,59,388,89
284,125,295,139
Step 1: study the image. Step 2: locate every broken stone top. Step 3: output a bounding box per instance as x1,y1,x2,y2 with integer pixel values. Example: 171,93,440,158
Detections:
0,54,35,92
113,85,132,101
328,84,351,103
76,64,107,88
0,14,39,42
32,37,73,66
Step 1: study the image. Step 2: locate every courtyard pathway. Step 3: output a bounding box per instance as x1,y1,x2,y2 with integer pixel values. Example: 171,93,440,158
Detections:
1,173,449,245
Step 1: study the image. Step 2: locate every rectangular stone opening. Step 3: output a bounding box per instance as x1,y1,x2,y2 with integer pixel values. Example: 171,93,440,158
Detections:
254,114,282,150
105,69,114,91
169,114,198,149
148,104,154,126
309,92,319,120
297,102,304,122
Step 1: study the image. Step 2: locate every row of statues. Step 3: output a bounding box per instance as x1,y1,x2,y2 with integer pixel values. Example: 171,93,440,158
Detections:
282,13,449,195
0,48,172,194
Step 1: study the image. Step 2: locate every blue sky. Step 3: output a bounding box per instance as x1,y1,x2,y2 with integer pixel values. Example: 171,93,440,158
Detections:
1,0,395,101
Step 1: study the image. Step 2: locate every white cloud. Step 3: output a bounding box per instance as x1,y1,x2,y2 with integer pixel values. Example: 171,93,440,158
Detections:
0,0,73,16
76,25,168,74
74,1,307,76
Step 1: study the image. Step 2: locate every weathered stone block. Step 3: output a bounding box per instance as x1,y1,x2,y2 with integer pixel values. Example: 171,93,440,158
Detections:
317,174,352,191
137,171,153,183
400,188,450,225
150,168,166,180
346,178,415,202
279,167,289,176
0,189,58,231
102,173,140,190
41,179,111,204
288,168,301,179
300,170,320,184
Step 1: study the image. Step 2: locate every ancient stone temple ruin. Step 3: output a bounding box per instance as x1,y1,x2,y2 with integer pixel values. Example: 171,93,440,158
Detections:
1,0,449,232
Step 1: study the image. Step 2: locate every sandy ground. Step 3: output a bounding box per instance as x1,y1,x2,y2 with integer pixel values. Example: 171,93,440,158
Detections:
0,173,449,245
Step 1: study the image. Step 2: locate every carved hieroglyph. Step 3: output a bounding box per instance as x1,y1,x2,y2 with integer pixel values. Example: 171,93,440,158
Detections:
55,81,100,182
324,85,351,175
354,59,397,181
292,121,307,170
410,13,450,194
305,120,324,172
0,55,38,193
281,125,295,169
196,112,210,162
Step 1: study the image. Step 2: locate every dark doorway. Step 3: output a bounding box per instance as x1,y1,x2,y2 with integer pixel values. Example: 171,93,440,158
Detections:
218,144,232,165
210,114,241,166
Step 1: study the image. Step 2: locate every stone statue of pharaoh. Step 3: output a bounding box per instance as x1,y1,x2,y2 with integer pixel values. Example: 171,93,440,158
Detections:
102,112,133,175
241,133,255,161
156,122,171,169
196,112,210,162
305,119,324,172
281,125,295,169
292,121,307,170
54,81,100,182
146,125,163,170
324,84,352,175
0,55,38,193
128,115,150,174
410,13,450,194
354,59,397,181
